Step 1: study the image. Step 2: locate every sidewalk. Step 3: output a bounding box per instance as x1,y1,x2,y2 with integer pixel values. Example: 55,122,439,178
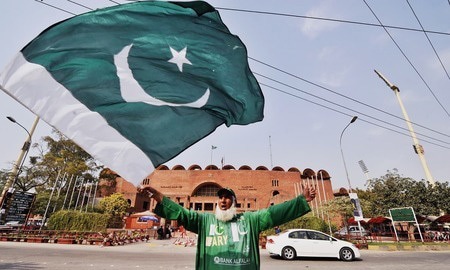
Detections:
0,238,197,254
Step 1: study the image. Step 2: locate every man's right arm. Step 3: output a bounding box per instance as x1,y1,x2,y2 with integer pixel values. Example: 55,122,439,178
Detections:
139,186,200,233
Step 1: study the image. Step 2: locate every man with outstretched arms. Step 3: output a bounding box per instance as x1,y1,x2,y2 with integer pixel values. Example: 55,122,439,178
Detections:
140,185,316,270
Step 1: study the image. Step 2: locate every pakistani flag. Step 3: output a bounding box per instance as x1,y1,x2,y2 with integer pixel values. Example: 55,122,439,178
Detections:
0,1,264,183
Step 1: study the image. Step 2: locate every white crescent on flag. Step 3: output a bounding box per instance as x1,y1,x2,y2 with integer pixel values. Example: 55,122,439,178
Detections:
115,44,210,108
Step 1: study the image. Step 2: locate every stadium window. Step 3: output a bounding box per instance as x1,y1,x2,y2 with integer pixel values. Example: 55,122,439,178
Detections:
204,203,214,211
272,179,279,187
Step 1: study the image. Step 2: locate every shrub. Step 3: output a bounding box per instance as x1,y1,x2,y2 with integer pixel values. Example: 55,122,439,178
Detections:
47,210,109,231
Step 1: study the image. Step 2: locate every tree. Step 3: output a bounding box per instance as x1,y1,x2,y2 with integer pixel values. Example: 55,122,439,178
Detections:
98,193,130,228
0,169,8,193
322,195,373,226
17,130,102,192
427,181,450,214
5,130,103,216
98,168,119,197
365,169,449,216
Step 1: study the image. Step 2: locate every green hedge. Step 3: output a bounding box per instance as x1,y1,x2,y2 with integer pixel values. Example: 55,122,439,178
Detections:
47,210,109,231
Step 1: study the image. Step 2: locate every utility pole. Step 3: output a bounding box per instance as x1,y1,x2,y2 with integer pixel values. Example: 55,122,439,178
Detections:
374,70,435,186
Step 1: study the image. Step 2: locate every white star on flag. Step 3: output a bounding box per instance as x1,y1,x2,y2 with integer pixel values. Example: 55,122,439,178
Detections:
168,46,192,72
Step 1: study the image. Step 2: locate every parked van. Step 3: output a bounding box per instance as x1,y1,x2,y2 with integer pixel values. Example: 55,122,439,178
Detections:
334,225,369,237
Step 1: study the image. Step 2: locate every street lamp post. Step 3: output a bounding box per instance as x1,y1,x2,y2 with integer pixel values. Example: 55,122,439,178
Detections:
339,116,364,237
0,116,40,212
339,116,358,193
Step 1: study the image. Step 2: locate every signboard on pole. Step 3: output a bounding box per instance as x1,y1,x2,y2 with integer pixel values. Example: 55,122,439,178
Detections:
388,207,423,242
390,207,416,222
349,193,364,221
0,191,36,225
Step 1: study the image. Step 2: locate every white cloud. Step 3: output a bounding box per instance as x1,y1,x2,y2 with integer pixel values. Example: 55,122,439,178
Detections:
317,46,335,61
319,65,350,88
300,2,339,39
427,47,450,75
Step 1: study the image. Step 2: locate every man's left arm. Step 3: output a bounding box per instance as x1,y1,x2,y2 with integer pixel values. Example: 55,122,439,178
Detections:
257,185,316,231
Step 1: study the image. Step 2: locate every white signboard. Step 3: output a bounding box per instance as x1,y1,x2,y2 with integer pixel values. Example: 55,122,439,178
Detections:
349,193,364,221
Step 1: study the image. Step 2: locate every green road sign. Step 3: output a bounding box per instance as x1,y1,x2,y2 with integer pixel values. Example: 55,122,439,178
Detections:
389,207,415,222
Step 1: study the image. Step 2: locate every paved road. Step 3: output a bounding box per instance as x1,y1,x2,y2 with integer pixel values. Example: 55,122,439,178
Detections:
1,240,449,270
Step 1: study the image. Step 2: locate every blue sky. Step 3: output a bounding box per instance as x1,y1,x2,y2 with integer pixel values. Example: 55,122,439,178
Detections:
1,0,449,189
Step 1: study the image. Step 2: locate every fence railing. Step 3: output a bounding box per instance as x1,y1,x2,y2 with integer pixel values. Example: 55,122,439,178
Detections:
337,231,450,243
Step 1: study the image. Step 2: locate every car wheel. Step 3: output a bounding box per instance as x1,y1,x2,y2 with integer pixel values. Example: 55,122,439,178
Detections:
339,247,355,261
281,246,296,260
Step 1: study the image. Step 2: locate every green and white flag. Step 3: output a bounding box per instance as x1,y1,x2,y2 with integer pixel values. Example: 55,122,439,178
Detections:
0,1,264,183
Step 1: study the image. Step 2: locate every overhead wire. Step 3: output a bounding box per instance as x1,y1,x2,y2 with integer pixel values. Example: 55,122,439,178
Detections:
362,0,450,119
67,0,93,11
250,57,450,139
34,0,76,15
254,71,450,147
215,6,450,37
259,81,450,150
406,0,450,80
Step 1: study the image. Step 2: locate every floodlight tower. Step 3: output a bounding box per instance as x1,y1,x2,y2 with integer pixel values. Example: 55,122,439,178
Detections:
358,160,370,182
374,70,435,186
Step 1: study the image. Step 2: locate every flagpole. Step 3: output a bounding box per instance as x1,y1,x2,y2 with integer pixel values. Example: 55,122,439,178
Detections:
320,171,333,235
52,172,66,212
80,180,89,212
75,178,85,210
61,174,74,210
91,181,98,209
40,170,60,231
315,175,324,220
210,145,217,165
311,177,320,217
86,181,94,212
68,176,80,210
269,135,273,168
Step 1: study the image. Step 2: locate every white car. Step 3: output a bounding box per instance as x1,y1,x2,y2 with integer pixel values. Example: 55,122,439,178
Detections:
266,229,361,261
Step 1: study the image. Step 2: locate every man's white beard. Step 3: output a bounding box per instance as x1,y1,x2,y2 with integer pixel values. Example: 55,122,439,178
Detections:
215,203,237,222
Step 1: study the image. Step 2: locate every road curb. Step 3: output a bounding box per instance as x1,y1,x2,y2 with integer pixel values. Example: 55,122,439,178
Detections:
368,244,450,251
